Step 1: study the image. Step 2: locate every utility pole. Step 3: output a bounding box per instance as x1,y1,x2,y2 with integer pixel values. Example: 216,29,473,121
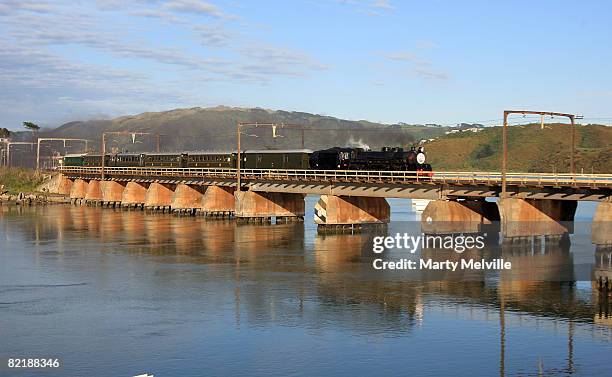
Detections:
501,110,577,197
101,131,157,180
301,128,305,149
36,138,89,170
6,142,35,168
236,122,307,190
101,132,106,180
502,111,508,198
236,123,242,189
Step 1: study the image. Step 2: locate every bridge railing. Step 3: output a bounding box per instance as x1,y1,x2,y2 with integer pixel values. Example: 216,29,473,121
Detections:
57,166,612,187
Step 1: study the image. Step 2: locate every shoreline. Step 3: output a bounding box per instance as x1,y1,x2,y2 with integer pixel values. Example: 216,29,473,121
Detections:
0,192,71,206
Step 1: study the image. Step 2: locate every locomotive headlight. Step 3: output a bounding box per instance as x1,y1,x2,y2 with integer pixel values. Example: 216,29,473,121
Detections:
416,152,426,164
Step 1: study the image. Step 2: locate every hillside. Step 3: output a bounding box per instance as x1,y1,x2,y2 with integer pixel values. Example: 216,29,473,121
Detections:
44,108,611,173
425,123,611,173
49,106,446,152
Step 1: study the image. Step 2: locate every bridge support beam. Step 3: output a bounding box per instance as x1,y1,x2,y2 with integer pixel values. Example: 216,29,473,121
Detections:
171,184,206,215
84,180,103,205
69,179,88,204
314,195,389,232
121,182,149,209
200,186,235,218
421,199,500,234
235,190,305,223
498,198,577,239
101,181,126,208
592,202,612,245
144,182,175,212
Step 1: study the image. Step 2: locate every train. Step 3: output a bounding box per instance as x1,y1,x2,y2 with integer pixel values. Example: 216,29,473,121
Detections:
60,147,432,174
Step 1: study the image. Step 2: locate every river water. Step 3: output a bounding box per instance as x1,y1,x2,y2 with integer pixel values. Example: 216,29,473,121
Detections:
0,198,610,377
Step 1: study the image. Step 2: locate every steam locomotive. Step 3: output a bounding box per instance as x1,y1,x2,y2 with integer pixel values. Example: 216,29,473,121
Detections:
61,146,432,174
309,146,431,173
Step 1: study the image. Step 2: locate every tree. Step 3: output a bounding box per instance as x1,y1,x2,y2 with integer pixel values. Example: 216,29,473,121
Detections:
22,121,40,132
0,128,10,138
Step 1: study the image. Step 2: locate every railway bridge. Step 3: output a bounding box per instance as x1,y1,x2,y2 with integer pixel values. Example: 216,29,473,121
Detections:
53,166,611,240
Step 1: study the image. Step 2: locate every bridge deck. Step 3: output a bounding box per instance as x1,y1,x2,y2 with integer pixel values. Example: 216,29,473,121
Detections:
58,167,612,201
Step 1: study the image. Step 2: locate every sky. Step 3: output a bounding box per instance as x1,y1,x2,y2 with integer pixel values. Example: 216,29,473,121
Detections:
1,0,612,129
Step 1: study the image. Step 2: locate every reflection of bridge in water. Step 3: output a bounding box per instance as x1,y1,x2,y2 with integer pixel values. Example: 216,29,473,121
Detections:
2,205,611,375
3,205,609,326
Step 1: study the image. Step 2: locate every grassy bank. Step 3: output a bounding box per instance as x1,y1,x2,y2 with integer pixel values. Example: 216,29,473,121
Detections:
0,167,45,194
425,123,612,173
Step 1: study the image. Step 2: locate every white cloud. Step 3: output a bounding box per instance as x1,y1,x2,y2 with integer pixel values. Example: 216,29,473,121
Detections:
335,0,395,15
194,25,231,47
371,0,393,10
383,50,450,81
0,0,328,125
162,0,227,18
0,0,56,14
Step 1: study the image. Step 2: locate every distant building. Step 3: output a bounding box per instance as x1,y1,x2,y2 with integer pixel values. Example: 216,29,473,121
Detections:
419,138,436,144
444,127,481,135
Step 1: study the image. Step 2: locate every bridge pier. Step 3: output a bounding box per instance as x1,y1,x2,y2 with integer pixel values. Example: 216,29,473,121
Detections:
592,202,612,294
69,179,88,204
121,182,149,209
101,181,126,208
144,182,175,212
592,202,612,245
314,195,389,233
171,184,206,215
498,198,577,239
200,186,235,218
421,199,500,234
235,190,305,224
57,175,73,195
84,180,103,205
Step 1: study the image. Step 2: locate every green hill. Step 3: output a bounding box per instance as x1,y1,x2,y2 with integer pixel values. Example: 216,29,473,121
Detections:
425,123,611,173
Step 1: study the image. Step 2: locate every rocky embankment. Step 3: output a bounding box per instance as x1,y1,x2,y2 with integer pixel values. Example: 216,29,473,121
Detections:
0,169,70,206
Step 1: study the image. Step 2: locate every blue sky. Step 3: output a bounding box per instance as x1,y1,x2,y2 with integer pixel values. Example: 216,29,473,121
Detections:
1,0,611,129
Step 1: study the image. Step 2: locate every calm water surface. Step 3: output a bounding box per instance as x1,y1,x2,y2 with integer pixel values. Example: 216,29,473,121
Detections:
0,198,610,377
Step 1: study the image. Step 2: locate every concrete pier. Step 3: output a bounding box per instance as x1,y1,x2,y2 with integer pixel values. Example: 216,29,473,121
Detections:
498,198,577,238
84,180,103,205
57,175,73,195
101,181,126,208
144,182,175,212
200,186,235,218
234,190,305,223
421,199,499,234
121,182,149,209
171,184,206,215
592,202,612,245
314,195,389,232
69,179,88,204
